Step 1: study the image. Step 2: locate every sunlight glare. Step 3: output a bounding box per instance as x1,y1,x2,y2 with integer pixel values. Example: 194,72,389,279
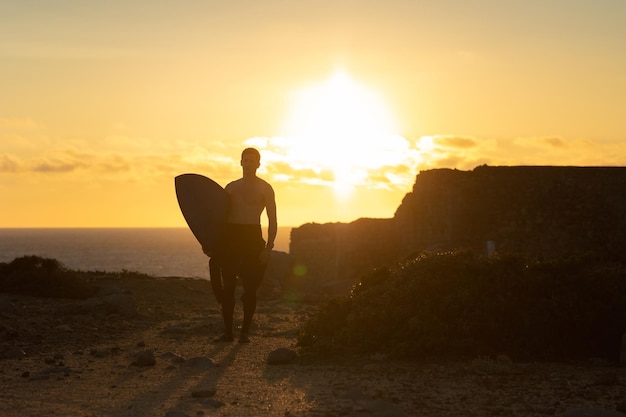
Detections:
281,71,402,195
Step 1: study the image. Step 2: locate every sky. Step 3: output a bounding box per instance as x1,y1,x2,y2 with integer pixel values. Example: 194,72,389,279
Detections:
1,0,625,228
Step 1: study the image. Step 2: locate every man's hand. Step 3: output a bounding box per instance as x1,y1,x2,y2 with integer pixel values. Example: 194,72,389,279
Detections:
259,246,272,264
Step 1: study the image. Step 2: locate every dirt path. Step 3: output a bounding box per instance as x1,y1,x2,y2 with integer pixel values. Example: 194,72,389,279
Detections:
2,277,626,417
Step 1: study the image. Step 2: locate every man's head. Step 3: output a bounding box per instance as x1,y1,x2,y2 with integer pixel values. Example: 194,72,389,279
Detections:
241,147,261,173
241,147,261,162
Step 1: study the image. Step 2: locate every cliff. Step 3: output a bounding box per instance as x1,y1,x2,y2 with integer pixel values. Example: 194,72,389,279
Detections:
288,166,626,293
395,166,626,258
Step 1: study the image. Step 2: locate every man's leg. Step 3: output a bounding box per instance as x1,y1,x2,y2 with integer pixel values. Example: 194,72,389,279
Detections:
216,266,237,342
239,259,267,342
208,257,223,304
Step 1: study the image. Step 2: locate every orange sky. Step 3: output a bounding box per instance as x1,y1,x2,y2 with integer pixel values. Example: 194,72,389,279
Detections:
1,1,626,227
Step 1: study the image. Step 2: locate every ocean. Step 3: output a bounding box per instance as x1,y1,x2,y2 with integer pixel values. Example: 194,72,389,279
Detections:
0,227,292,279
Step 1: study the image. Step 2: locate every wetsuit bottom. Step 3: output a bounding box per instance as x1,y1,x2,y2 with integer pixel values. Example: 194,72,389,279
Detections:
220,224,267,335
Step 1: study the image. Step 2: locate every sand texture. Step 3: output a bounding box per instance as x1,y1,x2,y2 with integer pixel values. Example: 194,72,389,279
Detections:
1,275,625,417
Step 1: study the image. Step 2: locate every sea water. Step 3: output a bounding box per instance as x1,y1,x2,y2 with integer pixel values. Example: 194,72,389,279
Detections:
0,227,292,279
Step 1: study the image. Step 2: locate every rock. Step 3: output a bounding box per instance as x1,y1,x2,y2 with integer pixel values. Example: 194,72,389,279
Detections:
165,411,191,417
31,366,73,380
267,348,297,365
133,350,156,367
191,389,216,398
180,356,215,370
161,324,186,334
562,408,626,417
261,251,293,296
160,351,185,363
55,324,73,332
200,398,225,408
292,167,626,296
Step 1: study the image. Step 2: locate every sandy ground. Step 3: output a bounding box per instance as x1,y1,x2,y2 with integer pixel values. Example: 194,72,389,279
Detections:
1,275,626,417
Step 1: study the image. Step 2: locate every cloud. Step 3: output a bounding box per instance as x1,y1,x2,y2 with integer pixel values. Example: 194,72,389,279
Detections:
0,154,19,173
4,133,625,197
469,136,626,168
382,135,626,174
31,149,92,173
32,161,84,173
266,161,335,184
95,153,133,174
541,137,567,148
364,164,415,188
251,134,423,189
434,136,478,149
0,133,246,185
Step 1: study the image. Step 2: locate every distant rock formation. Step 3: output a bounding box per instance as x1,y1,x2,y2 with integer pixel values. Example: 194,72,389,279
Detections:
395,166,626,259
288,166,626,293
287,219,401,295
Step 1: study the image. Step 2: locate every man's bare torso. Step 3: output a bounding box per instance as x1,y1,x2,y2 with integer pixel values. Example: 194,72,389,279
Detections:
225,177,273,225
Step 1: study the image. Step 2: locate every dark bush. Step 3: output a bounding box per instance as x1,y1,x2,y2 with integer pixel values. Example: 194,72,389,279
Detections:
0,255,96,299
297,251,626,361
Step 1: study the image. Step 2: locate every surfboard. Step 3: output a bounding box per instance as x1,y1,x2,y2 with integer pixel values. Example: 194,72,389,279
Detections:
175,173,230,253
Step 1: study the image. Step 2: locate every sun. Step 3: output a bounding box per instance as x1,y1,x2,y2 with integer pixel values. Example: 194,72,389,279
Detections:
281,71,402,195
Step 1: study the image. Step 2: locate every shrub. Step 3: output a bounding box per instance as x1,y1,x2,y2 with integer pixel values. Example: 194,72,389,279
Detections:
297,251,626,361
0,255,96,299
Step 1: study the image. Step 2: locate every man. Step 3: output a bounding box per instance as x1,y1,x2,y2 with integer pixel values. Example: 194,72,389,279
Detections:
212,147,277,343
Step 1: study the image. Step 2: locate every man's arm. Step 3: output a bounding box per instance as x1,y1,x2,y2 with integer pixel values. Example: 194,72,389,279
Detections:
265,184,277,250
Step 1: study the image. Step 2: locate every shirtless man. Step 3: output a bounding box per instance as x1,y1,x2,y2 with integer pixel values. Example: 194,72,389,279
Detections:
214,147,277,343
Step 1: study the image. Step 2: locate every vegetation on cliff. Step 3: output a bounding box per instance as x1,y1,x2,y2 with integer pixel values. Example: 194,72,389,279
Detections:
4,253,625,363
298,251,626,362
0,255,151,299
0,256,98,299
